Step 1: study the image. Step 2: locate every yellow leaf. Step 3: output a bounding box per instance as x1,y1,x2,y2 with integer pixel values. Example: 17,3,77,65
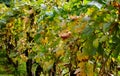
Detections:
77,51,83,61
75,22,87,33
77,51,89,61
41,37,48,44
56,48,64,57
78,62,86,76
20,54,28,62
112,57,115,62
43,60,54,71
86,8,95,15
78,62,85,68
86,61,94,76
35,56,40,63
12,57,18,63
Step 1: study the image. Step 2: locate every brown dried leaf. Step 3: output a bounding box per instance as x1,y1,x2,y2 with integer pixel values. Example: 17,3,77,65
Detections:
59,31,71,40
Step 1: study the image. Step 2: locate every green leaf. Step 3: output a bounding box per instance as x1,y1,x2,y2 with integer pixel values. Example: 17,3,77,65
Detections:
81,26,93,39
9,52,18,58
83,39,96,56
113,44,120,58
93,38,99,48
34,34,40,44
40,45,48,53
99,35,108,42
0,19,7,27
103,22,111,33
97,43,104,55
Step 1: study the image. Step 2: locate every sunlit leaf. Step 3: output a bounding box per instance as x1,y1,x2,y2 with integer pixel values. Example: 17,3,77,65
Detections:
41,4,47,10
88,1,102,9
